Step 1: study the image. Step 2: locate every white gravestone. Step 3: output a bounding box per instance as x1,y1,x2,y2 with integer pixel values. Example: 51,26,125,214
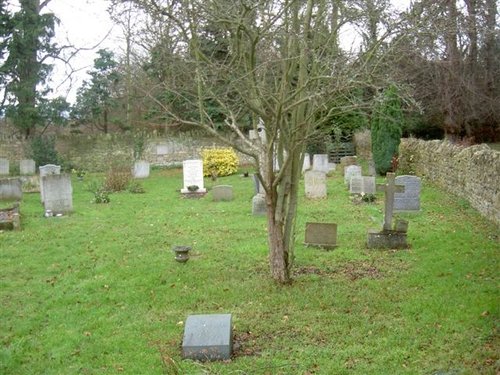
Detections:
305,170,327,199
249,130,258,140
394,175,421,211
42,174,73,214
181,160,206,193
0,158,9,175
133,161,150,178
344,165,362,186
20,159,36,175
302,153,311,173
39,164,61,203
312,154,330,173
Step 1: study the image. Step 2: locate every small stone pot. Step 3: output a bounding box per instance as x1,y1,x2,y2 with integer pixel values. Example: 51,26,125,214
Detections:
172,245,191,263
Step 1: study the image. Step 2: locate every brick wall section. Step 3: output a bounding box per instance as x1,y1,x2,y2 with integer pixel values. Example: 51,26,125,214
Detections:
399,138,500,226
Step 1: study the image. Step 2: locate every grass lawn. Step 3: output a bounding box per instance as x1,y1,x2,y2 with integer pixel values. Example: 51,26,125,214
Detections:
1,167,498,374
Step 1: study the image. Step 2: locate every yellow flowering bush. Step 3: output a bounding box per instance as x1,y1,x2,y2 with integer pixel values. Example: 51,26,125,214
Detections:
202,148,239,177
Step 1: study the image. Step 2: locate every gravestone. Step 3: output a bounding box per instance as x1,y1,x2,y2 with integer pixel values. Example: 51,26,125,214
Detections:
349,176,364,194
182,314,233,361
212,185,233,201
39,164,61,203
312,154,329,173
394,175,421,211
363,176,376,194
181,160,206,194
133,161,150,178
344,165,362,186
248,129,258,140
252,174,265,195
20,159,36,175
368,159,376,176
304,170,327,199
304,222,337,249
42,174,73,214
0,178,22,201
327,163,336,173
340,156,357,175
0,158,9,176
367,173,408,249
252,193,266,216
302,153,311,173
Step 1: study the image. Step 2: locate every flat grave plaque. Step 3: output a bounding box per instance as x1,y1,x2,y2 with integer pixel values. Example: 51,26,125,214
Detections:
304,222,338,249
182,314,233,361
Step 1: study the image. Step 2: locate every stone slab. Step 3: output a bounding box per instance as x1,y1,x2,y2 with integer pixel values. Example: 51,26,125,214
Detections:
252,193,266,216
20,159,36,175
181,159,206,193
42,174,73,214
367,229,408,249
182,314,233,361
304,170,327,199
304,222,337,249
212,185,233,201
133,161,150,179
312,154,329,173
0,178,22,201
394,175,421,211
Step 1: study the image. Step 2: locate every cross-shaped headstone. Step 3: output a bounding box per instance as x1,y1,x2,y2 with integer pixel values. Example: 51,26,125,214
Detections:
376,172,405,231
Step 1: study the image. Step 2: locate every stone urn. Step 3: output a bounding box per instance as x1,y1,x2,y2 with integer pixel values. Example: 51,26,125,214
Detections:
172,245,191,263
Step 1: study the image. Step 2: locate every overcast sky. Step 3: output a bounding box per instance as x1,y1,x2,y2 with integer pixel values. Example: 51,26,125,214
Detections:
12,0,411,103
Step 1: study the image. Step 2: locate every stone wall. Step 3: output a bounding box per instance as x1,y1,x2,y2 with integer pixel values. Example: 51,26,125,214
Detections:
399,138,500,225
0,134,253,173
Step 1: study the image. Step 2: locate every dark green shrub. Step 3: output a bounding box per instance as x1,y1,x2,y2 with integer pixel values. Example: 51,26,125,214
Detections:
28,136,60,168
371,85,403,175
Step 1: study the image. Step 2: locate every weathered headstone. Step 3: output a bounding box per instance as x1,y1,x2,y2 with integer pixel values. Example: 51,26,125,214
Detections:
0,158,9,176
252,174,265,195
248,129,258,140
212,185,233,201
327,163,336,173
133,161,150,179
340,156,357,175
344,165,362,186
304,170,327,199
368,159,376,176
312,154,329,173
349,175,364,194
181,160,206,194
394,175,421,211
42,174,73,214
252,193,267,216
20,159,36,175
39,164,61,203
182,314,233,361
367,173,408,249
304,222,338,249
0,178,22,201
362,176,376,194
302,153,311,173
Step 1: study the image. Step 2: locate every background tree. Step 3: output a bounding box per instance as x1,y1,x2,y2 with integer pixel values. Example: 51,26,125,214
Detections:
0,0,58,138
71,49,121,134
371,84,403,175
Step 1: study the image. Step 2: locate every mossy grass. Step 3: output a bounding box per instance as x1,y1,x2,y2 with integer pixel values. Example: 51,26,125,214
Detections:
1,168,498,374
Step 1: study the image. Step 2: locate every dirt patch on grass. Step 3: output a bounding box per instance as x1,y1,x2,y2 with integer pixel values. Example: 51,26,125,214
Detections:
293,261,384,281
232,331,261,358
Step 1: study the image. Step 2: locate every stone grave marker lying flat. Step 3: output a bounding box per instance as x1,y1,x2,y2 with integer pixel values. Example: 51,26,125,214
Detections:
304,222,338,249
212,185,233,201
0,178,22,201
182,314,233,361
